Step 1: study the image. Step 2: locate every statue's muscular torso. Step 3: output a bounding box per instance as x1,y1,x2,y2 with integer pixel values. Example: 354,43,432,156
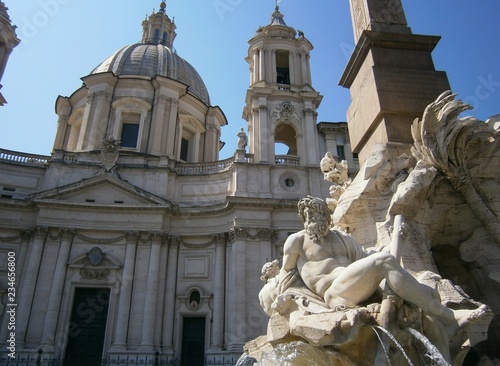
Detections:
282,230,356,298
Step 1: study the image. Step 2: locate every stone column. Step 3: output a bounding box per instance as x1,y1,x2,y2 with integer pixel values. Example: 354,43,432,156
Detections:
250,107,260,158
271,49,277,83
192,132,201,163
161,237,180,352
300,51,308,85
259,47,265,82
53,112,70,151
204,121,218,162
80,90,111,151
140,234,162,349
304,108,319,165
259,105,269,163
295,133,304,161
111,232,138,349
252,49,259,84
211,234,226,349
40,229,74,350
293,51,302,85
306,54,312,85
288,52,295,85
16,228,47,345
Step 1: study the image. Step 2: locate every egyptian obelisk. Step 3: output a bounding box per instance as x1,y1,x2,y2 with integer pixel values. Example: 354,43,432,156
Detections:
340,0,450,161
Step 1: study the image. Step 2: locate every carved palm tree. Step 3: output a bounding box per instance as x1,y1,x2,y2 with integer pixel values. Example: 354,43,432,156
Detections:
411,90,500,245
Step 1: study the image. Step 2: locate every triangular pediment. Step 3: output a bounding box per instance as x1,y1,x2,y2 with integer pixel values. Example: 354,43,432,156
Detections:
30,173,170,207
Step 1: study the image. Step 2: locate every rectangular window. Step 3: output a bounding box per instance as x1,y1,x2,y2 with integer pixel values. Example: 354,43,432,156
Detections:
180,138,189,161
120,112,141,148
337,145,346,161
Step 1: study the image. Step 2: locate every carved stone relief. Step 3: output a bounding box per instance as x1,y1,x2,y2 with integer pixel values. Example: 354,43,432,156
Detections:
270,102,301,126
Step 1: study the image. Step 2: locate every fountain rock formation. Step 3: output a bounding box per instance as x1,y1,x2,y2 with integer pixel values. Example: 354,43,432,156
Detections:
242,93,498,365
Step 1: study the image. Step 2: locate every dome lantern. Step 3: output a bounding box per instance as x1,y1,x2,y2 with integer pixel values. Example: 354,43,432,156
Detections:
141,1,176,47
270,6,287,26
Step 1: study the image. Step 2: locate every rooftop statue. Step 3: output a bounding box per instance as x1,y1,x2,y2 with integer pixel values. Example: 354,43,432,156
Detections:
237,128,248,151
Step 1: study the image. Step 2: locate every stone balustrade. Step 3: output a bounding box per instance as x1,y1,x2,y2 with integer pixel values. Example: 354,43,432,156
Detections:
277,84,291,91
0,148,49,166
175,156,235,175
275,155,300,166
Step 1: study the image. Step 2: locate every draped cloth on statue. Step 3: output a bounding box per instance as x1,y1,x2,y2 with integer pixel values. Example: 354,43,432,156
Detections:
274,268,330,314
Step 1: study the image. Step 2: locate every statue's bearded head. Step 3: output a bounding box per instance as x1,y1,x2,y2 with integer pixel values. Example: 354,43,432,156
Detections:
298,196,332,242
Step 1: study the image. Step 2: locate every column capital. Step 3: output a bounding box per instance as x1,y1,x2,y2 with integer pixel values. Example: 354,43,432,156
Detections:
33,227,49,240
168,236,182,248
304,107,315,116
61,228,76,240
125,231,140,243
212,233,227,248
87,90,111,103
155,93,170,104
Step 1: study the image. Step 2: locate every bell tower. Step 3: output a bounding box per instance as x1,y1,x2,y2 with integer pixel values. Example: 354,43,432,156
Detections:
0,1,20,106
242,6,323,166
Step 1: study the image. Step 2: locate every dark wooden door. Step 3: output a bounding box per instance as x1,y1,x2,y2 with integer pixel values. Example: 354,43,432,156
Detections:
64,288,110,366
181,317,206,366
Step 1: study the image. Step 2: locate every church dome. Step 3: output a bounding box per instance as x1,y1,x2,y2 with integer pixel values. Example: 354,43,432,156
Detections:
91,43,210,104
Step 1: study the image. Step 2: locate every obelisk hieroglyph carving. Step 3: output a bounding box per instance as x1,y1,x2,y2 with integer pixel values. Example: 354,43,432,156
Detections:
349,0,411,42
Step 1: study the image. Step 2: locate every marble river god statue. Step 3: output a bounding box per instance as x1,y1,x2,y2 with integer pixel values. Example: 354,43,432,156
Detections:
240,93,496,366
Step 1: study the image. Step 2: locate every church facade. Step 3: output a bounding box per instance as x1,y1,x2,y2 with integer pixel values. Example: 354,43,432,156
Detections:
0,2,357,365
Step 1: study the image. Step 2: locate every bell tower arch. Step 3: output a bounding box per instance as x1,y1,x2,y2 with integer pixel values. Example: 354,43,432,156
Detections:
242,6,323,166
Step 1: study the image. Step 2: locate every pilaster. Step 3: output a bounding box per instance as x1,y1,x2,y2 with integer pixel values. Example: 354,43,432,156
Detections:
16,228,48,346
211,234,227,349
40,229,74,351
258,105,269,163
161,237,180,353
140,234,163,349
252,49,259,84
165,98,179,159
110,232,138,349
150,93,169,155
224,231,246,352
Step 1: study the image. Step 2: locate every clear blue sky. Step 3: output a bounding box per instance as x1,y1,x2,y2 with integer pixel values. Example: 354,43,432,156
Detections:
1,0,499,159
